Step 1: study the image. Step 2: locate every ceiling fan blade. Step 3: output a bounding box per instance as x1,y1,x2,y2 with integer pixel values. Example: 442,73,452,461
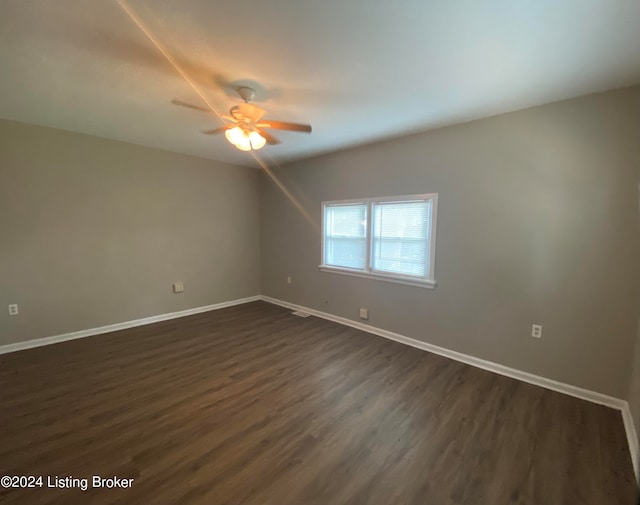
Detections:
202,124,235,135
257,120,312,133
256,128,281,145
171,99,211,113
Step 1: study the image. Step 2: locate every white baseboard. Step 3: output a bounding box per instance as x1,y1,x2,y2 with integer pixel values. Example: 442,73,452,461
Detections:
260,295,640,483
622,404,640,485
0,295,261,355
260,296,623,407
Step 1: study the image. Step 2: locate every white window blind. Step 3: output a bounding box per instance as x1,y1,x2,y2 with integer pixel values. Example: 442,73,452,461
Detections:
321,194,438,288
323,204,367,270
371,200,431,278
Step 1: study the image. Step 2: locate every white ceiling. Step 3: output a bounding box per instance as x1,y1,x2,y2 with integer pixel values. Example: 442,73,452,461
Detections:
1,0,640,167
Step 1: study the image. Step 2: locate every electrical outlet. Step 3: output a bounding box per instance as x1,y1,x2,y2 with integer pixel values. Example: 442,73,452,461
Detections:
287,276,292,285
8,304,18,316
359,307,369,320
531,324,542,339
173,282,184,293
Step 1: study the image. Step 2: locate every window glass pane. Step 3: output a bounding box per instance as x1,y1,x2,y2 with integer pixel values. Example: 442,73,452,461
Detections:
372,200,431,277
324,204,367,270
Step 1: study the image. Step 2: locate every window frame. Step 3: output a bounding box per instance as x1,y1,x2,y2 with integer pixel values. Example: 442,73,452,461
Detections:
320,193,438,289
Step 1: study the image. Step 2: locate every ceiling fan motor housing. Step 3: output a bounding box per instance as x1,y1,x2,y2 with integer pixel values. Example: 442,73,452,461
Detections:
230,102,266,123
237,86,256,103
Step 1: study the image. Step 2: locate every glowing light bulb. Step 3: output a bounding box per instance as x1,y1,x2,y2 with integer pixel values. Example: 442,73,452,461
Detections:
235,132,252,151
249,131,266,150
225,126,244,145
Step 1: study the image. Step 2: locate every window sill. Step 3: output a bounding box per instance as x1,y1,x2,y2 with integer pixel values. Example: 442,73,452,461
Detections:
318,265,436,289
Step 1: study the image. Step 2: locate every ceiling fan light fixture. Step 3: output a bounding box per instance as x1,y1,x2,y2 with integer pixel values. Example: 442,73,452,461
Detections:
225,126,244,145
234,133,252,151
226,127,266,151
175,86,310,150
249,131,266,150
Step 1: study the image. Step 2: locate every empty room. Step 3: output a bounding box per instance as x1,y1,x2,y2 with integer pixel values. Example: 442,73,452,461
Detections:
1,1,640,504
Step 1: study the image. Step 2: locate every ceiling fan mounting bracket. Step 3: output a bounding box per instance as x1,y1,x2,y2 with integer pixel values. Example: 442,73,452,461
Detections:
237,86,256,103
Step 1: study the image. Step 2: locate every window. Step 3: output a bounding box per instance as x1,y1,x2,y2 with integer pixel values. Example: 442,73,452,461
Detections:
323,204,367,270
321,194,437,288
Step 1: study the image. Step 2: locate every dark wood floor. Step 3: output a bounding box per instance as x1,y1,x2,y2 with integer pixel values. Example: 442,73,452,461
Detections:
0,301,636,504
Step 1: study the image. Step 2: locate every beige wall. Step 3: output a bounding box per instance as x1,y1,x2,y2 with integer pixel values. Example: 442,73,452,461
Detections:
630,323,640,464
0,119,260,345
2,88,639,401
261,87,640,398
629,171,640,466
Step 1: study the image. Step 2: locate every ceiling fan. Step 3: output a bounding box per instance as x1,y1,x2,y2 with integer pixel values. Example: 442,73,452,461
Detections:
172,87,312,151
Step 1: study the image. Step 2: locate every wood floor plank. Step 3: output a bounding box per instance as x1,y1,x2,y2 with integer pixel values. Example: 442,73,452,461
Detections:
0,301,636,504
